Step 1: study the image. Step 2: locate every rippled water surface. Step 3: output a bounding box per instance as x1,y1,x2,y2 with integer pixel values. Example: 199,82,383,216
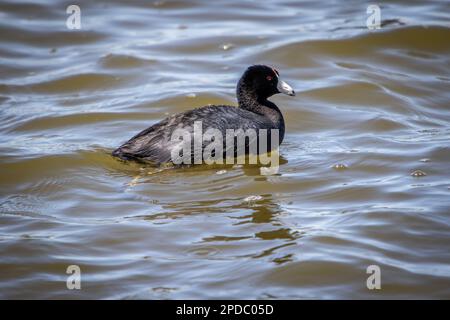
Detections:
1,0,450,299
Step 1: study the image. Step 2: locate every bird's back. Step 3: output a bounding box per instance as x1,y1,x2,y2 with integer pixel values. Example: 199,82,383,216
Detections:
112,105,279,164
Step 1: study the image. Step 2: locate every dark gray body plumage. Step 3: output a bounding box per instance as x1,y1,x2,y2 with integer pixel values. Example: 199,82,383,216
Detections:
112,104,285,164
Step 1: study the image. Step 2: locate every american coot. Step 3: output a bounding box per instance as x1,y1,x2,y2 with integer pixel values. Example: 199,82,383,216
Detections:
112,65,295,165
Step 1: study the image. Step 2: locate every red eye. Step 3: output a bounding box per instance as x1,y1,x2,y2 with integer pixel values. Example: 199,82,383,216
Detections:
266,76,272,81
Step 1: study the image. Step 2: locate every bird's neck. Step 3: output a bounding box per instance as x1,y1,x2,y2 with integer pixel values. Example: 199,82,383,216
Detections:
237,85,284,124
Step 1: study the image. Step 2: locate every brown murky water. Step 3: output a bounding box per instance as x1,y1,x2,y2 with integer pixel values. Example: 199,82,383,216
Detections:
1,0,450,299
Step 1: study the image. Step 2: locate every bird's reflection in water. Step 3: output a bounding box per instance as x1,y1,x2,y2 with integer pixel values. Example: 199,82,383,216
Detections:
232,196,299,264
113,153,299,264
135,194,300,264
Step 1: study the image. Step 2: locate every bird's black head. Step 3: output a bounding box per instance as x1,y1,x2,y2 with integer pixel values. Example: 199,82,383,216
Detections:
237,65,295,102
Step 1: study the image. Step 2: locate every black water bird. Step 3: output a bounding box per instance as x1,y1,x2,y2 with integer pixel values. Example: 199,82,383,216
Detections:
112,65,295,164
